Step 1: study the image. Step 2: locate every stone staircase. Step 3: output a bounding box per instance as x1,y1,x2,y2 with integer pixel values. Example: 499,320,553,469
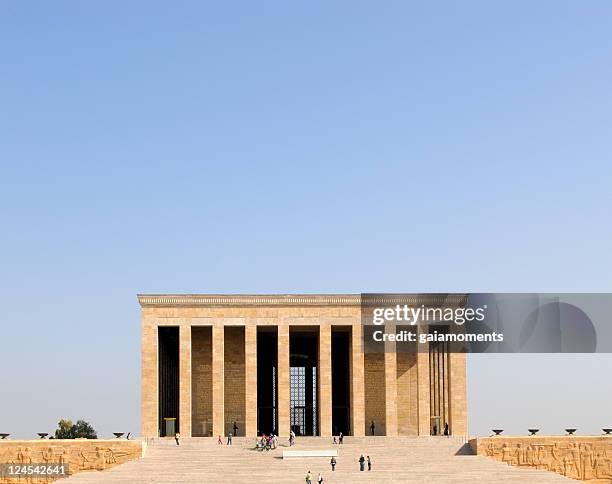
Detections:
63,436,573,483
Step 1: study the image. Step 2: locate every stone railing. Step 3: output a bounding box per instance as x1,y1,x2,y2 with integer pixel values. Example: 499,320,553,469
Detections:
0,439,145,483
469,435,612,481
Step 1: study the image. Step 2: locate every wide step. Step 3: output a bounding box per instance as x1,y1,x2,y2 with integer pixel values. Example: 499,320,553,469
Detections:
63,437,573,483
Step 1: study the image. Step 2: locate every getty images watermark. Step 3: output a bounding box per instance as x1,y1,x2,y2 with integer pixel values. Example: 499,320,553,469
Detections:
360,293,612,353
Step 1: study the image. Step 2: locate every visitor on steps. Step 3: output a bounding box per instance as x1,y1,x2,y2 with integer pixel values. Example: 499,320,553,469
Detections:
444,423,449,437
333,436,337,444
305,470,313,484
317,472,323,483
217,435,222,445
339,432,343,444
330,456,336,471
359,454,365,471
233,421,238,436
174,432,180,446
367,455,372,471
370,420,375,436
227,433,233,445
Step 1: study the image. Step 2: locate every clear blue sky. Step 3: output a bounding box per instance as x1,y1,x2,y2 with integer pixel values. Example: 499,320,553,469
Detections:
1,1,611,438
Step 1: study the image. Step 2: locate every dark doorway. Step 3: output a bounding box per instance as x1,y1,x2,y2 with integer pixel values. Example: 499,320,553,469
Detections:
158,326,179,436
290,328,319,436
429,325,450,436
257,328,277,435
332,328,351,435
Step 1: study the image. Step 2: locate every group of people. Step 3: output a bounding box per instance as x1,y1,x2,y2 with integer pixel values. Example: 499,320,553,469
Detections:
305,455,372,483
255,433,278,451
218,433,234,445
304,471,324,484
432,422,450,436
329,454,372,472
331,432,344,444
358,454,373,471
216,422,241,445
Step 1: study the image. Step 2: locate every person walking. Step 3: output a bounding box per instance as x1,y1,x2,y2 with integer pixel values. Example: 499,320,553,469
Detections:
174,432,180,446
305,470,313,484
443,423,449,437
330,456,336,471
370,421,375,436
227,433,233,445
233,421,238,437
367,455,372,471
317,472,323,483
217,435,223,445
339,431,343,444
359,454,365,471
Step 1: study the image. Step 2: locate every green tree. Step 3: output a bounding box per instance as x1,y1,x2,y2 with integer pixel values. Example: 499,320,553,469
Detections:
54,419,97,439
72,420,97,439
54,419,73,439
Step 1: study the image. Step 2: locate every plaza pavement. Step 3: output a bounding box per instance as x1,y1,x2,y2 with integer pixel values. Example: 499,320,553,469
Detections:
63,436,573,483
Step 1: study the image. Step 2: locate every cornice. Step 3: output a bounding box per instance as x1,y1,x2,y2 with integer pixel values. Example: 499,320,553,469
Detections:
137,293,469,308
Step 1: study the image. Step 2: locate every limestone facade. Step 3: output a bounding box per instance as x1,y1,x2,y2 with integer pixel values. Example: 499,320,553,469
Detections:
139,294,468,438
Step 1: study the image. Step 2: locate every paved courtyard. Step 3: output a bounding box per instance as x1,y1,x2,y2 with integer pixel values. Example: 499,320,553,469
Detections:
63,436,574,483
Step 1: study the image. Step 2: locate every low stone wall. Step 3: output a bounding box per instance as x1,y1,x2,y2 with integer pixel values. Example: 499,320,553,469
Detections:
0,439,145,483
469,435,612,482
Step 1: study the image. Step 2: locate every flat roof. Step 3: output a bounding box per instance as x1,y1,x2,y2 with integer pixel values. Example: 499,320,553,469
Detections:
137,294,468,308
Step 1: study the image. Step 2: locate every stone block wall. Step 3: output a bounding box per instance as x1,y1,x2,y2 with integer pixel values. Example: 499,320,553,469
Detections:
364,353,386,435
224,327,245,435
191,327,212,436
397,352,418,435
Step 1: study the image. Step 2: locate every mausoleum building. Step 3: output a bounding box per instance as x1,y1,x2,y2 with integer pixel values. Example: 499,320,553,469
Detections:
139,294,467,438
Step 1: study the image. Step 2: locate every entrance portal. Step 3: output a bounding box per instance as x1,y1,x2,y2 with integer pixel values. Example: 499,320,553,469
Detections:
289,329,318,436
257,328,278,435
158,326,179,436
332,328,351,435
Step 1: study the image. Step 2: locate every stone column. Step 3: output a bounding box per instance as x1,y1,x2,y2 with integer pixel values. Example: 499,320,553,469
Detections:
212,323,225,436
416,325,431,436
141,317,158,437
449,352,468,436
319,323,332,437
384,335,398,436
277,324,290,437
351,323,365,436
245,324,258,437
179,324,192,437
